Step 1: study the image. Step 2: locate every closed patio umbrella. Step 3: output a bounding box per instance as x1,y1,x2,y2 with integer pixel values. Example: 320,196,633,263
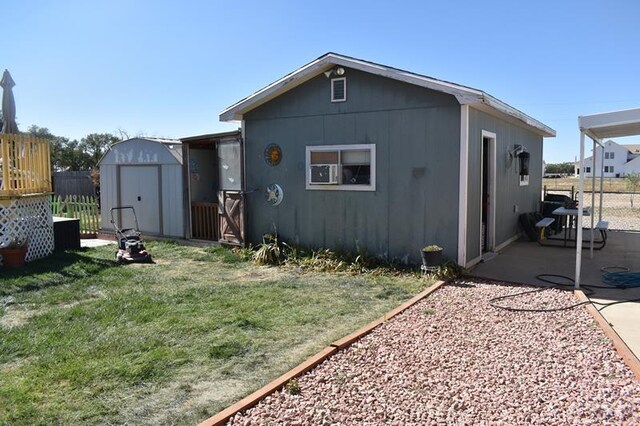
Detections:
1,69,18,134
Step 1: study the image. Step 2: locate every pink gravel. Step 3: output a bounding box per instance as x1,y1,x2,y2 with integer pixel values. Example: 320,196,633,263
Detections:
227,281,640,425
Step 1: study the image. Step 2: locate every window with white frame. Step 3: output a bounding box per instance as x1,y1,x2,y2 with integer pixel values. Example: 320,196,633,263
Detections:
306,144,375,191
605,165,614,173
604,152,615,159
585,167,591,173
331,78,346,102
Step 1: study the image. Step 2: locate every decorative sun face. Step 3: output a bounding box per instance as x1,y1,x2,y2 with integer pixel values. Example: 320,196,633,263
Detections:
264,144,282,166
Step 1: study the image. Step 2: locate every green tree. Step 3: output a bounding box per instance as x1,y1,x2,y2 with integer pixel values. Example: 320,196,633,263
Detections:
625,172,640,208
25,125,119,171
545,162,575,175
80,133,119,169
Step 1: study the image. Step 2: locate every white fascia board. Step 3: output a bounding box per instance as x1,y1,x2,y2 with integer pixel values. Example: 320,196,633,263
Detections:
481,94,556,137
220,53,555,138
220,56,335,121
220,53,482,122
327,55,482,104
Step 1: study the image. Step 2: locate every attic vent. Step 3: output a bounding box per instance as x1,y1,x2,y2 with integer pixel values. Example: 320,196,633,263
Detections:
331,77,346,102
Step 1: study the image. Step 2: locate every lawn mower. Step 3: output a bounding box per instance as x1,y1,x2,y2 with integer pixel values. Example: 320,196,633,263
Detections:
110,206,152,264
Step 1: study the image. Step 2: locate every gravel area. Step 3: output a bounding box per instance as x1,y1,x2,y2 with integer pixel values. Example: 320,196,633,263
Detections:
227,281,640,425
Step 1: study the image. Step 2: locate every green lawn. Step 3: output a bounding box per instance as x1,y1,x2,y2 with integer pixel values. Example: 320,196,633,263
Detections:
0,242,431,425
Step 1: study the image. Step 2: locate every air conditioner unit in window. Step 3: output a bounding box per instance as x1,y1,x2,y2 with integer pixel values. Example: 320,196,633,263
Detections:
310,164,339,184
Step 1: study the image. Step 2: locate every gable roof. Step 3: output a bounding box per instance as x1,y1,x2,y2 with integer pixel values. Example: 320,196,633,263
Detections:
220,52,556,137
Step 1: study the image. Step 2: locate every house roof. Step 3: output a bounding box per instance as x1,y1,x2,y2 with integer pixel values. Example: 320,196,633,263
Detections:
180,130,241,143
220,52,556,137
623,144,640,154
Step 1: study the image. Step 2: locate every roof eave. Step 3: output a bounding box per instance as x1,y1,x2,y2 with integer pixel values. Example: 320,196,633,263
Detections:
480,94,556,137
220,53,555,137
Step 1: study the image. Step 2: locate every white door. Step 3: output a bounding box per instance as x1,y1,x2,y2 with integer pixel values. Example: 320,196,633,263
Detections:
119,166,161,235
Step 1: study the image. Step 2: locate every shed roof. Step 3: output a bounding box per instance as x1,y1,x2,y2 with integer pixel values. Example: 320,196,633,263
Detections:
99,137,182,166
220,52,556,137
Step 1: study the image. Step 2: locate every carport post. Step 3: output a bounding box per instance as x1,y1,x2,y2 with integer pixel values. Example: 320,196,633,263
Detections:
575,131,586,289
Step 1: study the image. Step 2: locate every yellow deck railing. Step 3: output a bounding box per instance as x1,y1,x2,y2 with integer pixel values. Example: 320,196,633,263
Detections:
0,133,52,198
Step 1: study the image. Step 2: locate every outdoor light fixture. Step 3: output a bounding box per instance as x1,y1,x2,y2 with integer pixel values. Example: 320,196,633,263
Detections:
508,144,525,159
324,67,346,78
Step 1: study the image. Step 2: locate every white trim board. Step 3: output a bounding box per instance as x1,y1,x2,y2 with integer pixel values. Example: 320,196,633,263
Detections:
305,144,376,192
220,53,556,137
457,105,469,266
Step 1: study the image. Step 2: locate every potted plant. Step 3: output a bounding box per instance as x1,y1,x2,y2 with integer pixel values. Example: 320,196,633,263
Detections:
0,236,28,269
421,245,443,268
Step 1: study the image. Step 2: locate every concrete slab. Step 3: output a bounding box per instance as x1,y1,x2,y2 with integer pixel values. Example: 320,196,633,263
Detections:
471,231,640,359
81,239,116,248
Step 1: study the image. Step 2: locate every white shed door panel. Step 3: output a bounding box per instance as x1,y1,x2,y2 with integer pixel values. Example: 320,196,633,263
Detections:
119,166,161,235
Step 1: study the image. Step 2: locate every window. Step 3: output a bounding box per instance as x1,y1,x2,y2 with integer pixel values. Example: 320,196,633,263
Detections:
605,166,614,173
585,167,591,173
306,144,375,191
604,152,615,159
331,78,346,102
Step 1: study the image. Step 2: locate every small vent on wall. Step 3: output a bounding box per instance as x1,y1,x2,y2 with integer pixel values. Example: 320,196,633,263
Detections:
331,77,346,102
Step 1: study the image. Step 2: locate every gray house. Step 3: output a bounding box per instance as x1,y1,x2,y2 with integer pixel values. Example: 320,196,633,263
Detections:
220,53,555,267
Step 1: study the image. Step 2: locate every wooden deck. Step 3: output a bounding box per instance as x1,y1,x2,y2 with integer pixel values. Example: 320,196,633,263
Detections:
0,133,52,198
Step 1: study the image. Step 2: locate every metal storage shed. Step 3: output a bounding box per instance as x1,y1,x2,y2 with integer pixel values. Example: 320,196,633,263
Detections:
99,137,184,238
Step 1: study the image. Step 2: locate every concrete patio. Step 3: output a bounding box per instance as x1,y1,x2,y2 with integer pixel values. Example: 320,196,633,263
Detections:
471,231,640,360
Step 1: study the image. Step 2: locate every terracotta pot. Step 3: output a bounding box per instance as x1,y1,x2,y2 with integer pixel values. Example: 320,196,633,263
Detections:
0,246,28,268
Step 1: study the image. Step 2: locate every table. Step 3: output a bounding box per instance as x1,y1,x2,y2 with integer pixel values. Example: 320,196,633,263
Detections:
552,206,591,247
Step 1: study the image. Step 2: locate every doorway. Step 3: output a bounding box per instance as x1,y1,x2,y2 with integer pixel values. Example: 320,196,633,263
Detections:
480,132,496,256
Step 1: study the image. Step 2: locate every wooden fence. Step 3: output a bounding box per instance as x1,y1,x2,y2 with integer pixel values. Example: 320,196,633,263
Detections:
0,133,52,198
53,171,96,198
51,195,100,237
191,202,219,240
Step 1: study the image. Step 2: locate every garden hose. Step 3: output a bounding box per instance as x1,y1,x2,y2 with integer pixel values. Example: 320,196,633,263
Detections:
488,272,640,313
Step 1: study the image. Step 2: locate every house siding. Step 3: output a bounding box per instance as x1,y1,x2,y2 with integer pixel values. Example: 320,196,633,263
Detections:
466,107,543,262
244,68,461,263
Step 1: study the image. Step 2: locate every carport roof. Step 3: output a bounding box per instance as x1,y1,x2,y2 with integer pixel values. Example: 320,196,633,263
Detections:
579,108,640,140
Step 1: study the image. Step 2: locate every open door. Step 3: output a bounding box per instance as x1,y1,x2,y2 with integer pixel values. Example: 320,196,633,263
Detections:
217,139,245,245
481,132,496,256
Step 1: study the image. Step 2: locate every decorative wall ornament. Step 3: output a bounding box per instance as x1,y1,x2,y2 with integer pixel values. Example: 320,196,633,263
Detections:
265,184,284,206
264,144,282,166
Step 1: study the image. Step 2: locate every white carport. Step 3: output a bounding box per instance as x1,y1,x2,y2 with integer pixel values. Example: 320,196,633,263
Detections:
576,107,640,287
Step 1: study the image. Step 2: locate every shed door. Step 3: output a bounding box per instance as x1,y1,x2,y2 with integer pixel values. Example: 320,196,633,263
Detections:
217,140,245,245
119,166,161,235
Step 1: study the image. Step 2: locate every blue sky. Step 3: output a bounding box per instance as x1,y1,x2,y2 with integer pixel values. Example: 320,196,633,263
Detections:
2,0,639,163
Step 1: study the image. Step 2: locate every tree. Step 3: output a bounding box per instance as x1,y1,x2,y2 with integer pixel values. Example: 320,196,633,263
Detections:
25,125,119,171
545,162,575,175
625,172,640,208
80,133,120,169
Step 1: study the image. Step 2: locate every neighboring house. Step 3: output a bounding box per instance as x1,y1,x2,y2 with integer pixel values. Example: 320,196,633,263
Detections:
576,140,640,177
220,53,555,267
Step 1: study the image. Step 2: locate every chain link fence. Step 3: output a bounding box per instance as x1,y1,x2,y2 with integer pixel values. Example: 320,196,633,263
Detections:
543,188,640,231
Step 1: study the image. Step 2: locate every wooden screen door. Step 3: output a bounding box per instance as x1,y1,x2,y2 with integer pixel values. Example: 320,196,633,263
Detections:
218,190,245,245
217,139,245,245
